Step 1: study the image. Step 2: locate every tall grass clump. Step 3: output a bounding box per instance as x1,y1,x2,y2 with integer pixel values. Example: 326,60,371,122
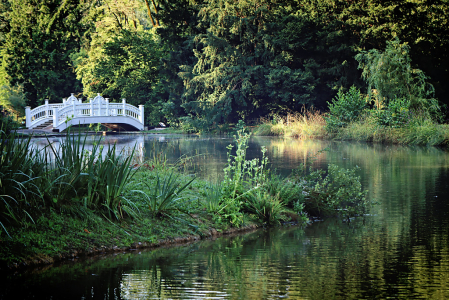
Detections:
243,190,287,225
254,108,326,138
0,128,143,238
47,132,140,219
84,145,138,219
0,128,45,237
137,170,195,218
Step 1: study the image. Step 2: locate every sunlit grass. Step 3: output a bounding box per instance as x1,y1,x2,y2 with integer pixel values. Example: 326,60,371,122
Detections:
254,108,449,146
253,108,327,139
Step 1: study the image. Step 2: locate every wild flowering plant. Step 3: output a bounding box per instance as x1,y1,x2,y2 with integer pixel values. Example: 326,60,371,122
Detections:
223,128,268,199
211,125,269,226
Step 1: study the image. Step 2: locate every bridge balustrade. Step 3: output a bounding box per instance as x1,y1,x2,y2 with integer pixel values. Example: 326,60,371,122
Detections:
25,94,144,131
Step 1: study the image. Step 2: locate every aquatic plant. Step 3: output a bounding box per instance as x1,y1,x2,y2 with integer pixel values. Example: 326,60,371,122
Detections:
223,128,268,199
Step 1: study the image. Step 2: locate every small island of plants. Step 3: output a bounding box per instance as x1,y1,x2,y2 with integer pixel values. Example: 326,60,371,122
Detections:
0,125,370,269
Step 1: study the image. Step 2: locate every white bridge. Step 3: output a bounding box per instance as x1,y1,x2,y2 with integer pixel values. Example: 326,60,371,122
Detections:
25,94,144,132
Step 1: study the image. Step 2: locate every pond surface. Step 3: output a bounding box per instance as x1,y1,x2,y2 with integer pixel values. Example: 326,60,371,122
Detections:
3,133,449,299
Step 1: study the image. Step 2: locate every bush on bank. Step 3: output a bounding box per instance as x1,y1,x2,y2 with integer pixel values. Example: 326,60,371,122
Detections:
0,127,370,267
253,39,449,146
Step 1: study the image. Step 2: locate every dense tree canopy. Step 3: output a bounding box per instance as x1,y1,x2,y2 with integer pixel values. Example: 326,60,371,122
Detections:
0,0,447,129
1,0,87,106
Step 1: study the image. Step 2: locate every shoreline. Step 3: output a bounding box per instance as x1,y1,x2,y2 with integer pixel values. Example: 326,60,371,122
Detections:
2,222,261,272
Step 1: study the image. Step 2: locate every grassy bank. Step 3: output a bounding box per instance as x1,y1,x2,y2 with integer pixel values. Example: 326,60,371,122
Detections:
0,128,371,269
253,112,449,146
252,87,449,147
253,111,449,146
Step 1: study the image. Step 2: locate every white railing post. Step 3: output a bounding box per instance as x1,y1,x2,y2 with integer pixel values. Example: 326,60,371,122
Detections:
72,100,76,117
139,105,144,125
63,98,66,106
97,93,101,116
122,99,126,116
105,98,109,116
53,108,59,128
90,98,93,116
78,98,83,115
25,106,31,128
45,99,49,118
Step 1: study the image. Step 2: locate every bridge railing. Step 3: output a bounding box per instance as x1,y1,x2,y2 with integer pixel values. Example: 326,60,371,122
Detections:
25,94,144,130
25,100,64,128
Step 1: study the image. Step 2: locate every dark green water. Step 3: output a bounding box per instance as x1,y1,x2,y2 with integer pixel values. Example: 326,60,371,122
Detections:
3,134,449,299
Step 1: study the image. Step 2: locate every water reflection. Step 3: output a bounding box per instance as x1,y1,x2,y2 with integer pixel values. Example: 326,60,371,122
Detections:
30,134,332,180
4,135,449,299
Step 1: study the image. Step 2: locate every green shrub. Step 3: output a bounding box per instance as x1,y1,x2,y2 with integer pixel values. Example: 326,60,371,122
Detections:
325,86,367,132
355,38,440,117
293,163,368,218
374,97,410,128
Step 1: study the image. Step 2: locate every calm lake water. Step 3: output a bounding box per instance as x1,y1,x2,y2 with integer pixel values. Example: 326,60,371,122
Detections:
2,133,449,299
